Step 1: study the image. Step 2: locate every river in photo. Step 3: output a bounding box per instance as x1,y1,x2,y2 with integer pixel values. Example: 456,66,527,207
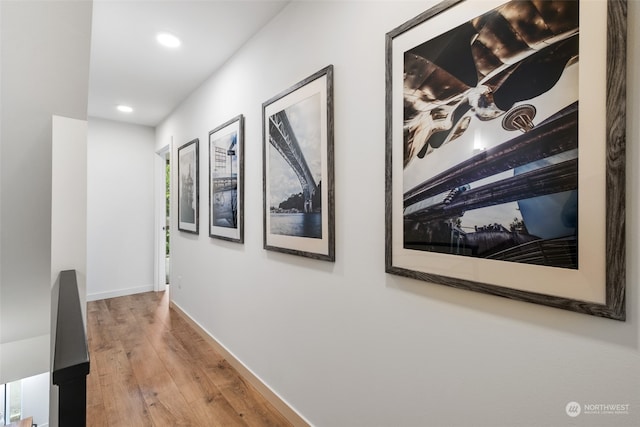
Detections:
270,212,321,238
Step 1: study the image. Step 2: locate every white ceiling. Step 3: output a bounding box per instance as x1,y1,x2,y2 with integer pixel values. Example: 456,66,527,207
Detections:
88,0,289,127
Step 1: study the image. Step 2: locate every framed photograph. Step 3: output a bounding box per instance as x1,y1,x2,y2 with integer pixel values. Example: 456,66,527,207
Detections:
262,65,335,261
178,138,199,234
209,115,244,243
385,0,626,319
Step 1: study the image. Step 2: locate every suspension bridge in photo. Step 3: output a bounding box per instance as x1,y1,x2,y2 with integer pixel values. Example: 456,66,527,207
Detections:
269,110,317,212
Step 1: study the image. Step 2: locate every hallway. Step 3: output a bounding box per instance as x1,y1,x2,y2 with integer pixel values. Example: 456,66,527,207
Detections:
86,290,292,426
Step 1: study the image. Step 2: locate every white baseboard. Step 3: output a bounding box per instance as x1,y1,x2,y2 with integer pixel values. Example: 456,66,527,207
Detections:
170,301,311,427
87,284,154,302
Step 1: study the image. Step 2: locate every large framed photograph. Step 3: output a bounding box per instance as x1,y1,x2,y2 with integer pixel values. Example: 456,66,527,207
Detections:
209,115,244,243
262,65,335,261
178,138,199,234
385,0,626,319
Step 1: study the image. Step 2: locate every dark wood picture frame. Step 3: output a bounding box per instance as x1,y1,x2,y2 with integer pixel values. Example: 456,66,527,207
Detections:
262,65,335,261
178,138,199,234
208,115,244,243
385,0,626,320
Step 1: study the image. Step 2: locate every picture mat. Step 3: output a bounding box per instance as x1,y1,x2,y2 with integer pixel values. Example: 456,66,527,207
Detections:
264,74,330,255
178,141,198,233
390,0,607,304
210,119,242,241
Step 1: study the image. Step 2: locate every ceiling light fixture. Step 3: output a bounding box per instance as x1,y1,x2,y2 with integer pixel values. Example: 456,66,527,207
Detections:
117,105,133,113
156,32,181,48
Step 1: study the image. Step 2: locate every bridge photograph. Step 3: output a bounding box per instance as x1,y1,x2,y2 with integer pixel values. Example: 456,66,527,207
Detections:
262,65,334,261
267,93,322,239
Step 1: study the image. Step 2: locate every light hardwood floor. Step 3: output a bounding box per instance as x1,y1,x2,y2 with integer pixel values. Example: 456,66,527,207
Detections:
87,290,293,426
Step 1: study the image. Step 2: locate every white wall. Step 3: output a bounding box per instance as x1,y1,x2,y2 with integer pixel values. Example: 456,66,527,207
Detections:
22,372,50,427
51,116,88,319
0,0,92,384
87,118,156,301
156,2,640,426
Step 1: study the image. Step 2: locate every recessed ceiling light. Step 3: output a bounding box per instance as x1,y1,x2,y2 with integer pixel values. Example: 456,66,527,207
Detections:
156,32,181,48
117,105,133,113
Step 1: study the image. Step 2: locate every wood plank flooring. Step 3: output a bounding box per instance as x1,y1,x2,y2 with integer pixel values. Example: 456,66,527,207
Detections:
87,290,293,426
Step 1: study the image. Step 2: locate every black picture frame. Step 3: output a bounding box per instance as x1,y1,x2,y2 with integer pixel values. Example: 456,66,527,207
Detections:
208,115,244,243
385,0,626,320
262,65,335,261
178,138,199,234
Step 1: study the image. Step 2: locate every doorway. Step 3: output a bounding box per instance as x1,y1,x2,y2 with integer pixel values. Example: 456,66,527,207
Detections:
155,145,171,291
